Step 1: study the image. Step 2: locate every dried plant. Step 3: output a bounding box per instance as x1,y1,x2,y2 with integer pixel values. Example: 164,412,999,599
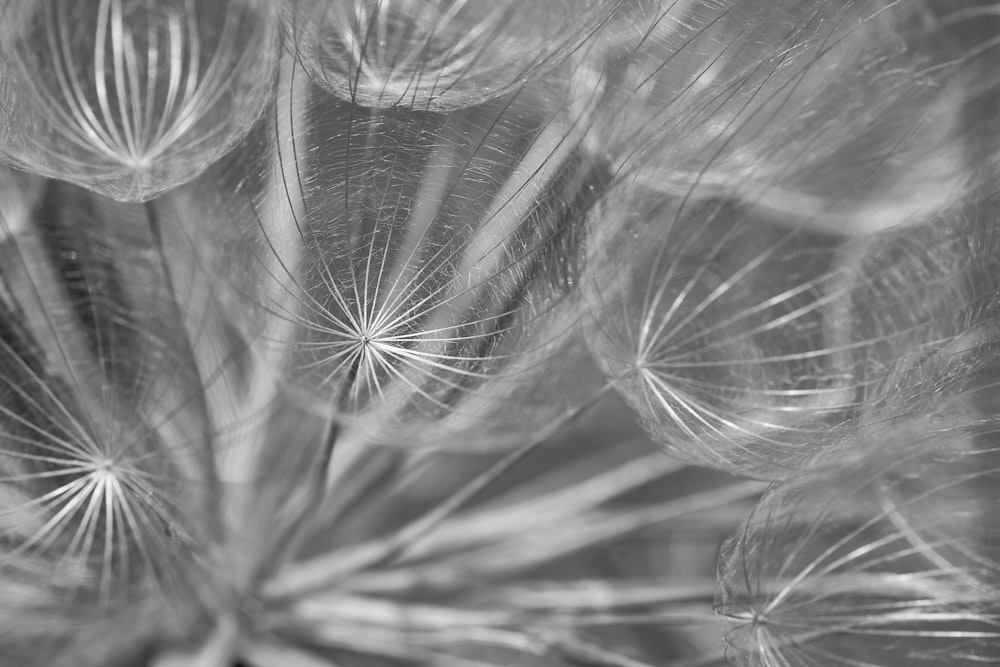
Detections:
0,2,999,667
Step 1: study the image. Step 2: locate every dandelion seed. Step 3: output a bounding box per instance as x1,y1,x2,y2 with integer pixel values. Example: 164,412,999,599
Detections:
0,175,228,666
158,53,610,449
578,0,995,230
581,0,1000,478
584,182,1000,478
282,0,627,111
0,0,279,201
717,417,1000,666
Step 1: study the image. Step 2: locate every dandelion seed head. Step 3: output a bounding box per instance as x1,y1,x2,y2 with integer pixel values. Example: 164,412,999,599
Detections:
2,1,1000,666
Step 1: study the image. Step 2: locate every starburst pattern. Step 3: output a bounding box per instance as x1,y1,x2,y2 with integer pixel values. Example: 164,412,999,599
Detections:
0,175,228,665
158,55,608,448
581,0,1000,478
717,416,1000,666
584,181,1000,477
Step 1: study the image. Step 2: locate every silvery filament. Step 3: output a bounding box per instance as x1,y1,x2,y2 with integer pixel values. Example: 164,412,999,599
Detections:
0,1,999,666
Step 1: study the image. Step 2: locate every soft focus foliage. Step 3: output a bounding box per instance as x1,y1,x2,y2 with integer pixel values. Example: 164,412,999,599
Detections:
0,1,999,667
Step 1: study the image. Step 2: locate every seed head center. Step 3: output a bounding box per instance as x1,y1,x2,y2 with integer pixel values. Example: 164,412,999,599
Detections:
89,457,121,482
